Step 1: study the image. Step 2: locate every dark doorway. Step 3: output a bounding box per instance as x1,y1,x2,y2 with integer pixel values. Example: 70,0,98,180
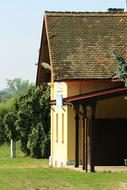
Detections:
94,119,127,166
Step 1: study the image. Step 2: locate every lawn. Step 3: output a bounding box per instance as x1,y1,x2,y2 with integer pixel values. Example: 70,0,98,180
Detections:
0,143,127,190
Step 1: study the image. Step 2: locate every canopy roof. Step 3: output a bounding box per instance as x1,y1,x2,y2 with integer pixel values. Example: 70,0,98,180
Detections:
50,86,127,105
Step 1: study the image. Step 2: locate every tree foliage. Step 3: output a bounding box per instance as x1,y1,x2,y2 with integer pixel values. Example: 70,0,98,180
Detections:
112,51,127,87
0,82,50,158
6,78,32,96
27,123,46,158
0,99,15,144
0,91,12,103
0,78,32,103
4,111,19,141
14,84,50,158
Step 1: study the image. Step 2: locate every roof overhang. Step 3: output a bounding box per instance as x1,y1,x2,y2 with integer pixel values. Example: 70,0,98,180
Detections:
36,13,53,86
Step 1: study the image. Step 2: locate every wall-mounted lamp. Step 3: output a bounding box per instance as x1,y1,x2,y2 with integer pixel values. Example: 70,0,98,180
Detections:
41,62,51,70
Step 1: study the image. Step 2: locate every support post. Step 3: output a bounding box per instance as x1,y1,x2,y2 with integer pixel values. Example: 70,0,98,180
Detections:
90,103,96,172
84,103,96,172
82,108,87,171
75,111,79,167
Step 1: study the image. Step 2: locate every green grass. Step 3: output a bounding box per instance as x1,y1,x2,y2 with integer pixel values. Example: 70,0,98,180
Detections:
0,144,127,190
0,142,24,158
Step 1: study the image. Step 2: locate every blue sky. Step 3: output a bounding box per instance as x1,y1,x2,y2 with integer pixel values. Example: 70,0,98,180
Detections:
0,0,126,89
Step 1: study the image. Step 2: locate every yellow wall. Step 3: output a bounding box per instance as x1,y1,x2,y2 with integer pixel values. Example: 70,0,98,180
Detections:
50,81,127,167
67,82,84,162
96,96,127,118
67,106,75,161
67,81,121,96
66,82,85,162
53,107,67,160
51,109,54,158
50,82,68,166
67,82,80,96
67,82,127,164
67,106,83,161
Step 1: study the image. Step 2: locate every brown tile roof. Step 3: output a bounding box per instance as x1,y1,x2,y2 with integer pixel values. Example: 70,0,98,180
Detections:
45,11,127,81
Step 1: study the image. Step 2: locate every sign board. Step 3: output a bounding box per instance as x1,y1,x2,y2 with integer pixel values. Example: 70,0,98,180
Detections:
56,94,63,108
56,83,63,108
56,83,63,93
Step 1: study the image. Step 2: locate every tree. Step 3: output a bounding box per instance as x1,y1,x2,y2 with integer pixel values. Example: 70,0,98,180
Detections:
0,91,13,103
0,114,5,144
6,78,32,96
112,51,127,87
27,123,46,158
15,107,32,156
14,84,50,158
4,110,19,158
4,111,18,141
0,99,15,144
0,83,50,158
0,78,32,103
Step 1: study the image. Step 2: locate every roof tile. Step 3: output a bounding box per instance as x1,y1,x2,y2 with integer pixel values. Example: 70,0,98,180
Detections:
45,12,127,80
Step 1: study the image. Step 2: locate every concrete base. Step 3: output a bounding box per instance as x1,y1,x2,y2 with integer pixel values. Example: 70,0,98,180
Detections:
49,156,82,167
95,166,127,173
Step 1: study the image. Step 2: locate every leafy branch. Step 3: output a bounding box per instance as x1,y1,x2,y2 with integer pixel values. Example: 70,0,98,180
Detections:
112,51,127,87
